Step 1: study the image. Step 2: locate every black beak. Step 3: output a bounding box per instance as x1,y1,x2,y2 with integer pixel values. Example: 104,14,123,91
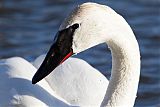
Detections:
32,24,79,84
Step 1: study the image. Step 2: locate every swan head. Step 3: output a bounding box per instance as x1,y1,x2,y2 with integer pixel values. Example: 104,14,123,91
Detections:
60,2,117,54
32,2,126,84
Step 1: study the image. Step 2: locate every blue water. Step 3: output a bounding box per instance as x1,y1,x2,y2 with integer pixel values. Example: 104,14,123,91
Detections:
0,0,160,106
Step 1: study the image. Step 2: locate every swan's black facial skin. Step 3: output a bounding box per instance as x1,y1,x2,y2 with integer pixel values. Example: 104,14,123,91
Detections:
32,23,79,84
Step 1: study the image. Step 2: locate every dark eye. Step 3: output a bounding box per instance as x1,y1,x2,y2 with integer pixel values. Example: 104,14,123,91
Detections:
72,23,79,29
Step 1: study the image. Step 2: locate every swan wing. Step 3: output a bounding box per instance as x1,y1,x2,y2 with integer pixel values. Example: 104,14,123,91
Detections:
33,55,109,106
0,57,69,106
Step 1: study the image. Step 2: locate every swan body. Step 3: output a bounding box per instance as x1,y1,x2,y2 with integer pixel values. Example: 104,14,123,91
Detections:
0,56,108,106
0,2,140,107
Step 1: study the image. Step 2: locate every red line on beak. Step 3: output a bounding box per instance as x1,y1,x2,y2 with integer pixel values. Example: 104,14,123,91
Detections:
60,52,73,64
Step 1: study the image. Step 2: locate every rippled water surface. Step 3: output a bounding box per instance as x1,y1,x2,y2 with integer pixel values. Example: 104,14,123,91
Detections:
0,0,160,106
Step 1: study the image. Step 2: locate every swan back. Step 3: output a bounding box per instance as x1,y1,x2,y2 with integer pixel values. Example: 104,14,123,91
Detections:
33,55,108,106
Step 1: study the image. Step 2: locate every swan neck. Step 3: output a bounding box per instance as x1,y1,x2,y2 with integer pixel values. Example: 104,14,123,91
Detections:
101,33,140,106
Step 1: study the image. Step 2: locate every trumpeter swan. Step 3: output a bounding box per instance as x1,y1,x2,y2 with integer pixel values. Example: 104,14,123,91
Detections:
0,2,140,107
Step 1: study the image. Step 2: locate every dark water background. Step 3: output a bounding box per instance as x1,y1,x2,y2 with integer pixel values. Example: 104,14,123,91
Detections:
0,0,160,106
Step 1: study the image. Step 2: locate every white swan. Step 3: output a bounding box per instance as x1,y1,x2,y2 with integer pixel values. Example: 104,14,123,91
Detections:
0,2,140,107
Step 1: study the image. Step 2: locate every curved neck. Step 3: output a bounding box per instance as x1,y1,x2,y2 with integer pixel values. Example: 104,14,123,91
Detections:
101,31,140,106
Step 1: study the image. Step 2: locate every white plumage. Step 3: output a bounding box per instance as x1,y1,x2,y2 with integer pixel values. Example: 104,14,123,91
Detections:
0,56,108,106
0,2,140,107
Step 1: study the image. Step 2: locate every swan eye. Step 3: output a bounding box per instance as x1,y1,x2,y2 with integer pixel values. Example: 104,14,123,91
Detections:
72,23,79,29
